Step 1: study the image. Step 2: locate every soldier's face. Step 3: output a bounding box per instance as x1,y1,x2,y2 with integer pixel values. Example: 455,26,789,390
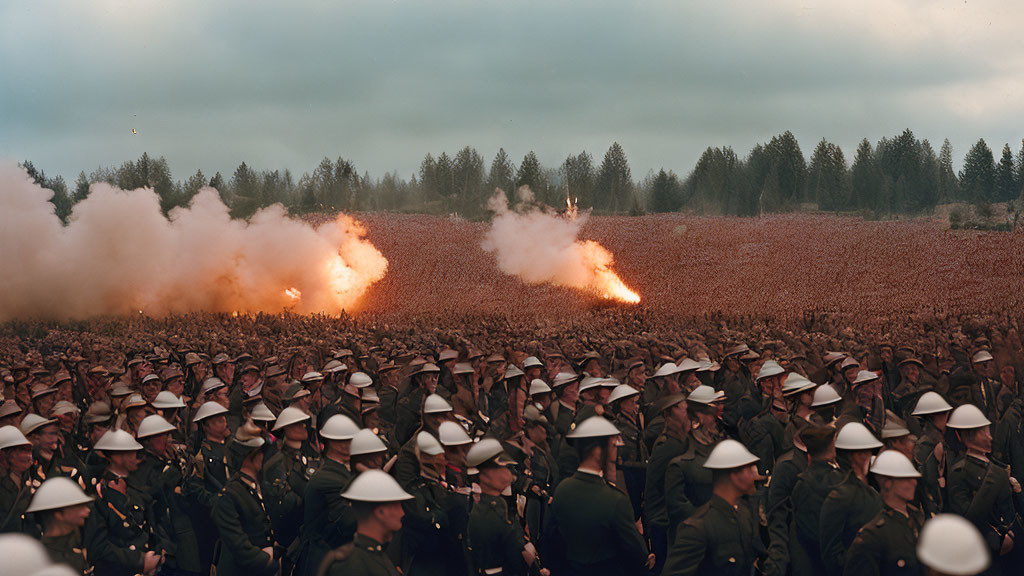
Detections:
376,501,405,533
900,364,920,384
284,423,308,442
4,445,33,473
890,477,918,503
976,361,993,378
165,377,184,398
733,464,759,495
55,503,91,528
967,427,992,454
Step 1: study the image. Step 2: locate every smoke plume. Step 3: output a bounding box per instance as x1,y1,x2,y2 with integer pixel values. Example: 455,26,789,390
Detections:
481,188,640,303
0,164,387,320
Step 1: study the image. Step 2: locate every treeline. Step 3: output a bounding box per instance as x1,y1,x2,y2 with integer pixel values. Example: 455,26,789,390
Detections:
22,130,1024,222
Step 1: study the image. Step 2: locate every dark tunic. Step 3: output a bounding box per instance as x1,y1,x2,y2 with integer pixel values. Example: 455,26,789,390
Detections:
466,493,527,576
819,471,884,576
318,533,399,576
211,472,277,576
844,504,925,576
663,494,764,576
298,458,356,576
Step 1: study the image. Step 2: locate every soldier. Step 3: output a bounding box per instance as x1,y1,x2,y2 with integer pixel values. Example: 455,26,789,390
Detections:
212,422,278,576
820,422,884,576
0,425,35,534
844,450,925,576
0,532,80,576
543,416,651,575
969,351,1000,422
298,414,360,576
719,345,760,428
133,414,200,575
84,429,163,576
608,384,646,521
264,406,316,562
810,384,843,424
465,438,544,576
789,422,843,575
185,401,230,574
438,420,473,489
761,425,819,576
916,514,990,576
911,391,953,515
946,403,1022,571
393,394,451,488
520,405,557,542
316,469,413,576
662,439,765,576
643,393,689,576
22,414,85,489
376,363,401,434
25,477,94,574
665,385,723,538
399,432,464,576
350,429,389,473
396,364,440,448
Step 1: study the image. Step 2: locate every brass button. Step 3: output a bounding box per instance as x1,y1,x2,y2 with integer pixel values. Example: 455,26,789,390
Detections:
728,557,736,564
897,559,906,568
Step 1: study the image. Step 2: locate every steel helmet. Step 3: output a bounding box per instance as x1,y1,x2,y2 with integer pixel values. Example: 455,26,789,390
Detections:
466,438,514,468
0,400,22,419
971,350,994,364
756,360,785,381
438,349,459,362
416,431,444,456
250,401,276,422
341,470,413,503
650,362,678,378
946,404,991,429
152,391,186,410
870,450,921,478
0,425,31,450
607,384,640,404
200,377,226,395
320,414,360,440
452,363,475,376
880,418,911,439
26,477,94,513
578,376,604,393
51,401,79,417
0,534,76,576
350,429,388,456
94,429,143,452
529,379,552,396
438,421,472,447
781,373,816,397
703,439,759,469
192,401,229,423
349,372,374,388
811,384,842,408
834,422,883,451
20,414,57,436
419,363,442,375
272,406,311,431
423,394,453,414
687,385,725,405
567,416,621,439
523,356,544,369
911,391,953,416
551,372,580,388
301,371,324,383
850,370,881,388
322,360,344,374
137,415,177,439
676,358,702,373
917,514,990,575
122,393,148,410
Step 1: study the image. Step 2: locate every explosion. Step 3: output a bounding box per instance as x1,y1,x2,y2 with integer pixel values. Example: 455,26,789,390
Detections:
482,187,641,304
0,164,388,320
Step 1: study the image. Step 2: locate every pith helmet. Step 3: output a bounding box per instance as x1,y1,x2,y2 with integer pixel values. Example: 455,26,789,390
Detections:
137,415,177,439
342,470,413,503
917,514,989,575
870,450,921,478
703,439,759,469
26,477,94,513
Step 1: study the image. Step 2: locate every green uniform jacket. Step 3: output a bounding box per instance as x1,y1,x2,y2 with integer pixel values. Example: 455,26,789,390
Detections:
761,449,808,576
211,472,277,576
41,529,90,575
400,474,466,576
0,473,31,534
663,494,764,576
544,470,649,576
844,504,924,576
298,458,356,576
789,460,844,576
132,448,201,573
643,432,689,530
819,471,883,576
665,434,714,539
262,443,316,549
319,533,400,576
948,454,1019,556
467,493,527,576
84,471,151,576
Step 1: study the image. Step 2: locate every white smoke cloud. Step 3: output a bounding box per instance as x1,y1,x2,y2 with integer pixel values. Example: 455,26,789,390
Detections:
481,187,639,303
0,163,387,320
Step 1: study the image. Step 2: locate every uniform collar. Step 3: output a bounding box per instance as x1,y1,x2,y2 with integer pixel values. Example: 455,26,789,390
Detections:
354,533,386,552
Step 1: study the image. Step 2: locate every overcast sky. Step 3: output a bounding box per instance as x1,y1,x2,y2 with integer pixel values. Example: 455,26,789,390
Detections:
2,0,1022,183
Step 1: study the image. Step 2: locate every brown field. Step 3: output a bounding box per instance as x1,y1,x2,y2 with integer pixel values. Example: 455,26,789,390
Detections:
348,212,1024,322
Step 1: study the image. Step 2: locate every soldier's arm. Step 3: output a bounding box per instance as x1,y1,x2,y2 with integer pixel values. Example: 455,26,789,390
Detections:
818,490,850,576
612,491,650,572
210,490,276,574
761,491,793,576
661,519,706,576
842,528,883,576
83,502,145,573
664,456,697,528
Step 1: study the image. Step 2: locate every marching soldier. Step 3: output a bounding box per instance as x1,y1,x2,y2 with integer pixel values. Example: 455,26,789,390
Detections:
26,477,94,574
608,384,646,521
185,401,231,574
400,432,465,576
264,406,317,564
665,385,723,538
316,470,413,576
0,425,34,534
911,391,953,516
212,421,279,576
643,393,689,576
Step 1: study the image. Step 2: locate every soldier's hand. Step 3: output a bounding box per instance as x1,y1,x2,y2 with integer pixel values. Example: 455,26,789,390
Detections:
142,551,161,574
1001,533,1014,556
262,546,274,561
1011,477,1022,494
539,569,550,576
646,553,656,569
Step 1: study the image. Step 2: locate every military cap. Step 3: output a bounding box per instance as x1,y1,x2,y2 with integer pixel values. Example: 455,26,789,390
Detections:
137,415,177,439
26,476,94,513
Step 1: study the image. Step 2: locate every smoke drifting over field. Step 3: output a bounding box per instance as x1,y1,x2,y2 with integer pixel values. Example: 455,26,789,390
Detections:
0,164,387,320
481,188,640,303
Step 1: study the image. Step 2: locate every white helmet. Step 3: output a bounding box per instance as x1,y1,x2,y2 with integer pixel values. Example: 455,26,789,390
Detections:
250,401,277,422
503,365,524,380
756,360,785,381
851,370,881,387
193,401,229,423
152,391,186,410
911,391,953,416
0,534,77,576
416,432,444,457
880,418,911,439
320,414,360,440
529,379,552,396
423,394,453,414
342,470,413,503
349,372,374,388
811,384,842,408
272,406,311,431
971,350,994,364
946,404,991,430
19,414,56,436
567,416,621,439
703,439,759,469
438,349,460,362
51,401,79,417
0,425,32,450
687,385,725,405
26,477,94,513
651,362,678,379
523,356,544,369
200,377,226,395
834,422,883,451
870,450,921,478
781,373,816,397
676,358,702,373
607,385,640,404
301,371,324,383
137,415,177,439
552,372,580,388
578,376,604,393
917,514,990,575
466,438,513,468
94,429,143,452
350,429,387,456
438,421,472,447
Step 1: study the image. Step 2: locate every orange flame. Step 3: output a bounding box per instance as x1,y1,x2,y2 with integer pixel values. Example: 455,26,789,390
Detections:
284,287,301,301
577,240,641,304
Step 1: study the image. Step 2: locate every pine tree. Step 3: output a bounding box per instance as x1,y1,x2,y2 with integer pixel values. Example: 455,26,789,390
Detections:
559,152,594,209
938,139,959,203
648,169,681,213
487,149,515,197
959,139,995,203
850,139,880,212
453,146,485,216
72,171,90,204
995,144,1016,202
595,142,633,213
515,151,546,200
